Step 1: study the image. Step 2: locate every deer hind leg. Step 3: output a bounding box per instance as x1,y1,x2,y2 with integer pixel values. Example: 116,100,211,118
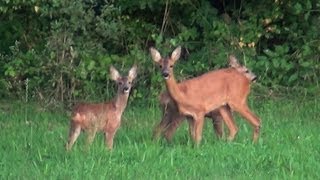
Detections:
153,105,175,140
218,106,238,141
208,110,224,138
163,113,185,142
153,115,169,140
230,102,261,142
66,122,81,151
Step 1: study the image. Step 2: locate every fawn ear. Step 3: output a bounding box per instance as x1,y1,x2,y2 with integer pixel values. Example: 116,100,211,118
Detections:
150,47,162,63
110,65,121,81
128,65,137,80
171,46,181,62
228,55,240,68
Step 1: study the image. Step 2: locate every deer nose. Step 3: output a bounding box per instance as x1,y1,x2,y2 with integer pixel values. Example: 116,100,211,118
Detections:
123,86,129,92
162,71,169,79
252,76,257,82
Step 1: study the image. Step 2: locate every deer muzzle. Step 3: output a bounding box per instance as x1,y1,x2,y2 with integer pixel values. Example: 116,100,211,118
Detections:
162,70,170,79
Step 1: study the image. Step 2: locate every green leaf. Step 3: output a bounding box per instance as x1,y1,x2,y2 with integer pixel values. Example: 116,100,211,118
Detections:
87,60,95,71
300,61,312,68
288,73,298,83
293,3,303,15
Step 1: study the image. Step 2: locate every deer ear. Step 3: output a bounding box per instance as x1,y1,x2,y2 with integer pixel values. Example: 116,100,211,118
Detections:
228,55,240,68
149,47,162,63
110,65,121,81
171,46,181,62
128,65,137,80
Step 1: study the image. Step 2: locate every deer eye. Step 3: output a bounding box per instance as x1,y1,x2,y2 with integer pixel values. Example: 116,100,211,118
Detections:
159,65,162,68
170,65,173,68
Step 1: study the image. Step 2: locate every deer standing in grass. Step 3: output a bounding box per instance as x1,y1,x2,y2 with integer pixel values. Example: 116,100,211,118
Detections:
66,65,137,150
150,46,261,145
153,55,257,141
153,55,257,142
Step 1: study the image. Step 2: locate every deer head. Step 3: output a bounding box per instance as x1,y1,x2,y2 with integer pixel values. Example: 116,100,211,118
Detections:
228,55,257,82
110,65,137,94
150,46,181,80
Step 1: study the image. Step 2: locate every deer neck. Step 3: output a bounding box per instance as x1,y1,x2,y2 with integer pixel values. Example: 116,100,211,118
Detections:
114,92,129,114
165,75,186,105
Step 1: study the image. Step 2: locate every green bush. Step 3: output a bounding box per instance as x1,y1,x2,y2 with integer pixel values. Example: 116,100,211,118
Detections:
0,0,319,103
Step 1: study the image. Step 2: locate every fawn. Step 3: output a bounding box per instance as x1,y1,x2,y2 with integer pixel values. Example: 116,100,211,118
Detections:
153,55,257,142
150,46,261,145
66,65,137,150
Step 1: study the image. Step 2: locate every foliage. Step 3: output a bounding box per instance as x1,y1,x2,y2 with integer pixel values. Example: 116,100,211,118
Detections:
0,0,319,103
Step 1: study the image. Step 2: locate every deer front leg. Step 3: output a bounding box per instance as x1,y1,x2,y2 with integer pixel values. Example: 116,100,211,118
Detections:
193,114,205,146
86,128,97,149
105,131,116,150
66,122,81,151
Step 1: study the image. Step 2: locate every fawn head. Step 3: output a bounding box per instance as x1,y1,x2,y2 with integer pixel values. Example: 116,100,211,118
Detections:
150,46,181,80
110,65,137,94
228,55,257,82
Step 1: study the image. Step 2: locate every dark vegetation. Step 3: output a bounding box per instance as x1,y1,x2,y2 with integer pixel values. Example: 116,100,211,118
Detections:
0,0,319,105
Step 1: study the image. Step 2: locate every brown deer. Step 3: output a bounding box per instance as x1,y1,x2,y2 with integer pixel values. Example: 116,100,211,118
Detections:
153,55,257,142
66,65,137,150
150,46,261,145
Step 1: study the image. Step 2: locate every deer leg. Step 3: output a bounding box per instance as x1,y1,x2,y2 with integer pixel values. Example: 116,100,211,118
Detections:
163,113,185,142
218,106,238,141
104,131,116,150
186,117,195,140
231,102,261,142
209,111,224,138
86,128,97,148
153,103,176,140
193,114,205,146
66,122,81,151
153,113,170,140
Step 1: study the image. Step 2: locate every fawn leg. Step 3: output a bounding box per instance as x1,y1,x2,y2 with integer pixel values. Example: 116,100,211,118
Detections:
66,122,81,151
218,106,238,141
230,102,261,142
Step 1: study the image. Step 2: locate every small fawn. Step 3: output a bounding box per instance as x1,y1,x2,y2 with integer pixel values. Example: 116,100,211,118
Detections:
150,46,261,145
66,65,137,150
153,55,257,142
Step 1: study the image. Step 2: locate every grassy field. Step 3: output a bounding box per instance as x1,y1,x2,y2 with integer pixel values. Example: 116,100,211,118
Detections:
0,97,319,179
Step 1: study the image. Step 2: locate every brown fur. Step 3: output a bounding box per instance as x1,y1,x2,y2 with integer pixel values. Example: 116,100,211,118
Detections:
153,55,257,142
66,65,137,150
150,47,261,145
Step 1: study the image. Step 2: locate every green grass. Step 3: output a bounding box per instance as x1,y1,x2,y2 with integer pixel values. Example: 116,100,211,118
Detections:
0,97,319,179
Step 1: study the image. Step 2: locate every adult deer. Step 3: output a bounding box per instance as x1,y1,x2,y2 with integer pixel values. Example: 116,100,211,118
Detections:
66,65,137,150
153,55,257,142
150,46,260,145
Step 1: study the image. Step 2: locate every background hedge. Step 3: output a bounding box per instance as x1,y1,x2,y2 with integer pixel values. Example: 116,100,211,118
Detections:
0,0,319,104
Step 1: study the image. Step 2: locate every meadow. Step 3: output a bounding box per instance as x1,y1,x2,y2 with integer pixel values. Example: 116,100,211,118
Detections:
0,96,319,179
